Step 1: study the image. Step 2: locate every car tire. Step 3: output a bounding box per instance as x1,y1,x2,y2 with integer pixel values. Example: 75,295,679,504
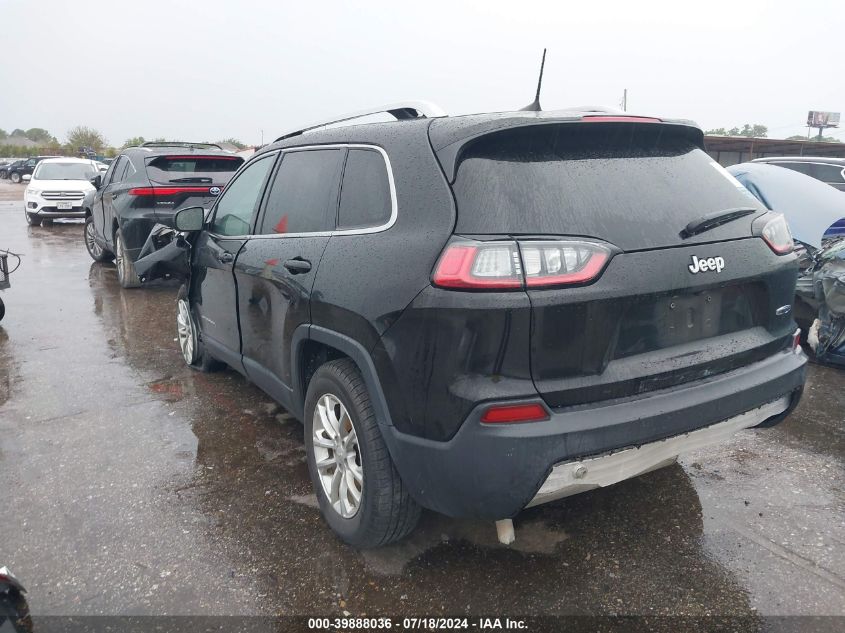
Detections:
84,215,113,262
176,285,225,372
0,296,5,322
25,212,41,227
305,358,421,548
114,229,141,288
9,172,21,184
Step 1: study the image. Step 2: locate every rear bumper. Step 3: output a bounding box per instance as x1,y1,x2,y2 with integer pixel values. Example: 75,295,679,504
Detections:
528,395,788,507
384,347,806,519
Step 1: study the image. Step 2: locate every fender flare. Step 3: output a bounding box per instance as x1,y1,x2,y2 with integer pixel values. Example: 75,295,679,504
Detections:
291,324,395,432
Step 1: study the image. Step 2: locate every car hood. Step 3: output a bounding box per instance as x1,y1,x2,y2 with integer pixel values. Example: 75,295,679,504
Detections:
27,179,96,192
728,162,845,249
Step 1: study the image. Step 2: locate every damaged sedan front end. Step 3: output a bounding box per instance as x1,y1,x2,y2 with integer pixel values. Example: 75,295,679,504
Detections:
729,162,845,365
132,206,206,283
803,240,845,364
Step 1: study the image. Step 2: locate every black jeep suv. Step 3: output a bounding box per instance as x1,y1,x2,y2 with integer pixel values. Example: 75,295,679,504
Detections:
138,104,807,547
84,142,243,288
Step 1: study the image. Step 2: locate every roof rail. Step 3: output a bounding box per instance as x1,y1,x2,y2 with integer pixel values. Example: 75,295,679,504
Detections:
139,141,223,150
275,100,446,142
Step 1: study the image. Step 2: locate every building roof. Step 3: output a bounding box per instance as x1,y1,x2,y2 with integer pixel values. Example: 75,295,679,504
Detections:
705,135,845,158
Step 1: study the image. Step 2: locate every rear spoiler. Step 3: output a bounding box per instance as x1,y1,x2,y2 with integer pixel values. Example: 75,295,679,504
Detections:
430,114,704,183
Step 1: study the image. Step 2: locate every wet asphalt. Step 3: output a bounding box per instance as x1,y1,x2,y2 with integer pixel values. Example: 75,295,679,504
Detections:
0,181,843,624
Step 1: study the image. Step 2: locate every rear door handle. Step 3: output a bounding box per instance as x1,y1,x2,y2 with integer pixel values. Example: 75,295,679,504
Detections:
217,251,235,264
283,258,312,273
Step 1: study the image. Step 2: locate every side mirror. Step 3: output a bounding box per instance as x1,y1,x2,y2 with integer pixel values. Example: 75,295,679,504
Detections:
22,174,31,182
90,174,102,189
175,206,205,232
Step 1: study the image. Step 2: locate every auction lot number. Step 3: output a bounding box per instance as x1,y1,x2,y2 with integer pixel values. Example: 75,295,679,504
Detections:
309,617,526,630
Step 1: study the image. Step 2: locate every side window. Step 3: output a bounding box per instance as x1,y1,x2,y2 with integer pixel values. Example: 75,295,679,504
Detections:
337,149,393,230
258,149,344,235
777,162,813,176
122,158,137,181
25,159,36,168
810,163,845,184
211,154,275,236
105,156,127,186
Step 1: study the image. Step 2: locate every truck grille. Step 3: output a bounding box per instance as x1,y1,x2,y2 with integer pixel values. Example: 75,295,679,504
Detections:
41,191,85,201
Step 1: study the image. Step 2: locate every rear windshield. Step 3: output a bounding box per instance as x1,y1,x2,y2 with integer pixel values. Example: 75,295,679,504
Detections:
146,155,244,183
451,124,763,251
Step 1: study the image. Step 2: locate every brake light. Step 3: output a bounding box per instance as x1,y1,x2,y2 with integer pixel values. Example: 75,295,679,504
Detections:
519,241,611,287
581,116,661,123
129,187,211,196
760,213,794,254
481,403,550,424
432,241,523,289
156,155,241,160
792,328,801,352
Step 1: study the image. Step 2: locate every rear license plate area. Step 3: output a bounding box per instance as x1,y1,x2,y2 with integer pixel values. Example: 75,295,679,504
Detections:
614,285,761,359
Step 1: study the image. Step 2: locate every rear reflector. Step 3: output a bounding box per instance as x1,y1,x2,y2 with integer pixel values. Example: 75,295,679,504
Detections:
792,328,801,352
129,186,212,196
581,116,661,123
481,403,550,424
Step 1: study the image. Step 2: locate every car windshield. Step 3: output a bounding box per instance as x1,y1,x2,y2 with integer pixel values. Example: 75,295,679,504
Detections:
34,162,97,181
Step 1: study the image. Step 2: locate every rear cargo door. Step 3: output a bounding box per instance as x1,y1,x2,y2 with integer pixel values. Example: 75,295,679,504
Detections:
447,122,797,407
143,154,244,224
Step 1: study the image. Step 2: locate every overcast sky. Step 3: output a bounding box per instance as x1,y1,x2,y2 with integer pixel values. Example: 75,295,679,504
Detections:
1,0,842,146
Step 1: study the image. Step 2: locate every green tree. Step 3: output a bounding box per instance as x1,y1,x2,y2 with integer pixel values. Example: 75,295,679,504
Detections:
0,129,7,141
216,138,246,150
66,125,107,151
10,128,26,137
786,134,839,142
705,124,768,138
122,136,146,148
25,127,56,144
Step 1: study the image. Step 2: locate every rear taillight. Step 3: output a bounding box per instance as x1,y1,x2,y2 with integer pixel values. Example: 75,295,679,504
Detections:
129,186,211,196
759,213,794,255
432,238,613,290
792,328,802,352
432,241,523,289
519,241,611,287
481,402,550,424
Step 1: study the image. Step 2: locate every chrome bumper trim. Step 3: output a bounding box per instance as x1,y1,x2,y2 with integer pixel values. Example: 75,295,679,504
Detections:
527,396,790,508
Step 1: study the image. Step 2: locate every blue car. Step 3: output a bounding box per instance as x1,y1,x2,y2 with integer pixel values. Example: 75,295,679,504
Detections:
728,162,845,239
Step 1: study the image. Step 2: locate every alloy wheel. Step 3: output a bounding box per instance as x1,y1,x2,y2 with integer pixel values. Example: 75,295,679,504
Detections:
312,394,364,518
176,299,197,365
85,220,103,258
115,234,126,282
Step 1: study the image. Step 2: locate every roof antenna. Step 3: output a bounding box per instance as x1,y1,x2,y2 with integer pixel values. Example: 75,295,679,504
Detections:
520,48,546,112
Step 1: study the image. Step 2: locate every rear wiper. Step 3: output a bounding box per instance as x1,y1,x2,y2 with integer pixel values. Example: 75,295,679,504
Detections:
169,177,212,183
680,207,757,239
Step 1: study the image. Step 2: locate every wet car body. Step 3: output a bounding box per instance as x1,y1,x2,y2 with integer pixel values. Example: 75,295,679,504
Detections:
729,162,845,366
86,143,243,287
138,108,807,545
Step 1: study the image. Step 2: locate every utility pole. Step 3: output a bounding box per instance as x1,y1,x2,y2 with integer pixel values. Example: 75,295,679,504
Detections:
621,89,628,112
